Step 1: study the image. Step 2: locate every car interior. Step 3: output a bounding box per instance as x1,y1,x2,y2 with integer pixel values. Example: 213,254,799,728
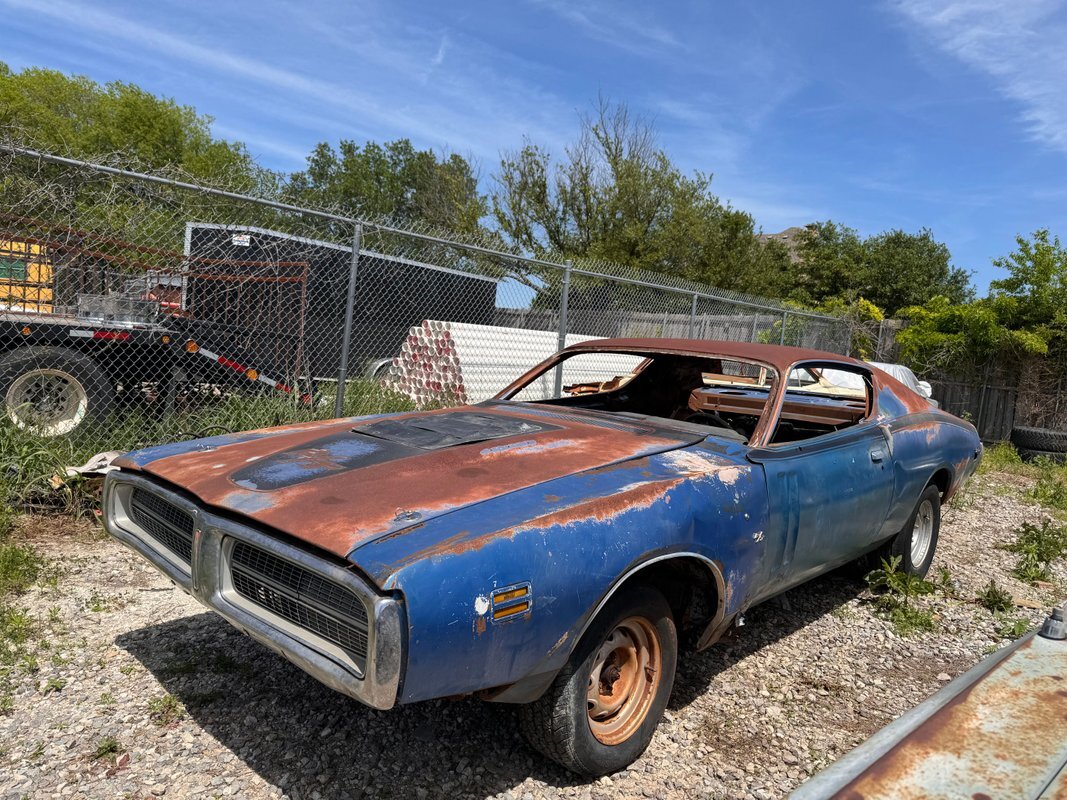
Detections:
509,352,872,446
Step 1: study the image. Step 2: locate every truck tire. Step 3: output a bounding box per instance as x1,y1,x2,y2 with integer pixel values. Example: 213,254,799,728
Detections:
518,585,677,776
1017,447,1067,464
1010,426,1067,453
0,346,114,437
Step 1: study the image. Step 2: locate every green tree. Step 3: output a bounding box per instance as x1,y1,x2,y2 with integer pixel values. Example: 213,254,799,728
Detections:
790,223,972,314
989,229,1067,330
286,139,487,237
789,221,866,307
0,63,265,189
863,228,972,314
491,100,793,296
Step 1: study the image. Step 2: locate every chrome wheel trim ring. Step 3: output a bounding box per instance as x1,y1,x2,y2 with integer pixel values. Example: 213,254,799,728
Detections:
910,498,935,566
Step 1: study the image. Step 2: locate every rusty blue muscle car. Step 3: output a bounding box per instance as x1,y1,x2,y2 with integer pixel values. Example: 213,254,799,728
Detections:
102,338,982,776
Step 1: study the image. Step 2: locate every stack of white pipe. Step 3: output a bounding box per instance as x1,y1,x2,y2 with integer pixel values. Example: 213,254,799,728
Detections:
384,320,642,406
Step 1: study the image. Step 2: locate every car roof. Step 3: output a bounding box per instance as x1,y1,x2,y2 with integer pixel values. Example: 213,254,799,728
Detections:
562,337,865,373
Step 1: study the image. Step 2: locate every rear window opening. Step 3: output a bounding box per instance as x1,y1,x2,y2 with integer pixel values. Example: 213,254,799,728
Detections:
767,364,872,444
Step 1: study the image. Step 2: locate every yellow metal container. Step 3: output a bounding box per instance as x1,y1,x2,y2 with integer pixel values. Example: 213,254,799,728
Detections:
0,237,53,313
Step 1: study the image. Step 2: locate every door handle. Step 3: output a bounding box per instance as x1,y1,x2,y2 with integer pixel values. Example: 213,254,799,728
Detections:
870,447,886,462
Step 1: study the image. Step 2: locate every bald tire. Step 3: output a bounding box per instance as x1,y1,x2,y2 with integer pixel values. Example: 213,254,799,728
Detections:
517,585,677,777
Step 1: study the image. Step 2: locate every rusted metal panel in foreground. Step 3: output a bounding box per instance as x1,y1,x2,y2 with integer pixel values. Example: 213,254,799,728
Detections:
792,605,1067,800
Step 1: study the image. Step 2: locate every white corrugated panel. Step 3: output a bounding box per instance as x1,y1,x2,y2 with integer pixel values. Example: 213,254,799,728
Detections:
383,320,643,405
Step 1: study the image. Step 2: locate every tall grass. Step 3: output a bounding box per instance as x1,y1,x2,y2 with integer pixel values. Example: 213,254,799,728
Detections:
0,379,420,512
978,442,1025,474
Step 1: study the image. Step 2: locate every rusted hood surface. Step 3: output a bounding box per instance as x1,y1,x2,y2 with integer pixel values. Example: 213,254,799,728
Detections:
114,403,700,562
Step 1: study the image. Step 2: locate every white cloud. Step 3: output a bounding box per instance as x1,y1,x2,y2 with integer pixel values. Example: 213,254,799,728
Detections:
528,0,682,57
892,0,1067,152
0,0,575,163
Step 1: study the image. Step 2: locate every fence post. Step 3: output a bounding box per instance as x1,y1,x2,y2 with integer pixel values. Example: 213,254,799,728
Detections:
553,260,572,397
334,222,363,418
780,310,788,346
689,293,698,338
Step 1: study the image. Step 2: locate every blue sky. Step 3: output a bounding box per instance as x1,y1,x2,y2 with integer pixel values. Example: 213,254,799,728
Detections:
2,0,1066,294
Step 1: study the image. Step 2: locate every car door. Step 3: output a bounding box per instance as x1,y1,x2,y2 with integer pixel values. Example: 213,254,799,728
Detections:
747,362,896,595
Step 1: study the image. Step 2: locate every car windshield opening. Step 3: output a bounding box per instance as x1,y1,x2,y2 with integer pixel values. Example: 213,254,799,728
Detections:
499,351,779,445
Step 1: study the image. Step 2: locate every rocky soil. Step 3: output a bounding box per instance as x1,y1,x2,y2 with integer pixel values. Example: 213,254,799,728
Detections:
1,472,1063,800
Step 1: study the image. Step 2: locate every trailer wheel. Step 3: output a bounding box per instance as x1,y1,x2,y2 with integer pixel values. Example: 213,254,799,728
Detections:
0,347,114,437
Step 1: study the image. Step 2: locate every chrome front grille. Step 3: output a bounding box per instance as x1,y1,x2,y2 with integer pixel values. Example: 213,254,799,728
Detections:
129,488,194,564
229,541,369,662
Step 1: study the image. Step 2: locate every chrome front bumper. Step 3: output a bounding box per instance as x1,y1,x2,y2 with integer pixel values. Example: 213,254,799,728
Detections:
103,471,404,710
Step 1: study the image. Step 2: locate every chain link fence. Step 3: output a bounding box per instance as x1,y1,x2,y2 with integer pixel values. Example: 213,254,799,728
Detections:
0,141,852,456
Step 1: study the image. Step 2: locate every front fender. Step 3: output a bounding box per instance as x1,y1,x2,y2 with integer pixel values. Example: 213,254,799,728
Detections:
351,449,765,704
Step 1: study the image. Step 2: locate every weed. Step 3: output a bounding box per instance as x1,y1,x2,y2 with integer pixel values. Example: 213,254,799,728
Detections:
0,604,33,656
84,589,122,613
148,693,186,726
20,654,38,674
1001,519,1067,585
46,606,61,623
42,677,66,694
1031,458,1067,512
29,741,45,760
118,663,136,676
866,555,935,602
98,692,116,706
865,555,937,636
90,736,122,762
994,615,1031,640
830,604,855,620
0,541,42,597
978,442,1025,475
935,565,958,596
976,580,1014,614
948,483,977,510
887,605,937,635
0,602,35,713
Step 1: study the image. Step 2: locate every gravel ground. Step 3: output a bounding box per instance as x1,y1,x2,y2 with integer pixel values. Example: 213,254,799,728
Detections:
1,471,1064,800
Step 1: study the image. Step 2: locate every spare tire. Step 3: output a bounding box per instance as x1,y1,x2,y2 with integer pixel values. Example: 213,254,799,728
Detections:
1010,426,1067,453
1017,447,1067,464
0,346,114,437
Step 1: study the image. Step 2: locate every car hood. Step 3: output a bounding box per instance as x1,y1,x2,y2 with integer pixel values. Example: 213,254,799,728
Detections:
114,403,703,561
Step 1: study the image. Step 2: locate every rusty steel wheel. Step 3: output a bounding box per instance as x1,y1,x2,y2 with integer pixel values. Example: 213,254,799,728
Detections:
518,585,678,776
586,616,661,745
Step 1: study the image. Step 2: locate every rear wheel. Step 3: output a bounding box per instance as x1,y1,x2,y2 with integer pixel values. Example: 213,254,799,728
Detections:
878,484,941,577
0,347,114,436
518,585,677,776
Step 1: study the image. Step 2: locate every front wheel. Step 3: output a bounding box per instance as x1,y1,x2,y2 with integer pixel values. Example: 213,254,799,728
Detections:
518,585,678,776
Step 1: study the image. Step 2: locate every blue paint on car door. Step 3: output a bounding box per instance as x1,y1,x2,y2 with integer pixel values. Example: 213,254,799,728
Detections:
748,421,895,596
